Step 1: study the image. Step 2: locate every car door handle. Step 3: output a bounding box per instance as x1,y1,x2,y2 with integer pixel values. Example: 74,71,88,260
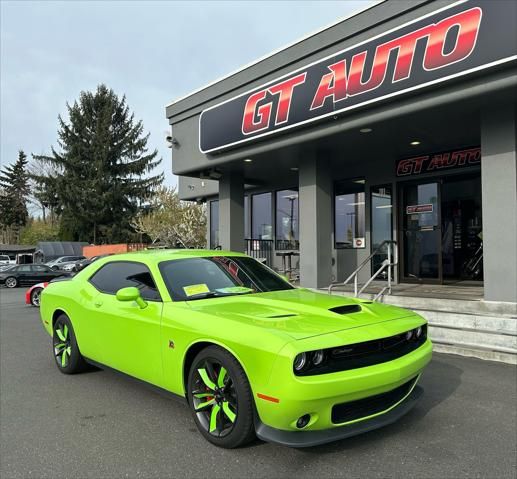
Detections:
94,300,103,308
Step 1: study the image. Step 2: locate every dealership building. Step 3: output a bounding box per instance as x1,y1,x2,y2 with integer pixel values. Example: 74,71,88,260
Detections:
165,0,516,357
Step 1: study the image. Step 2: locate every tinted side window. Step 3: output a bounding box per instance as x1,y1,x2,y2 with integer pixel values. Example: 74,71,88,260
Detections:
89,262,161,301
33,265,50,272
17,265,31,272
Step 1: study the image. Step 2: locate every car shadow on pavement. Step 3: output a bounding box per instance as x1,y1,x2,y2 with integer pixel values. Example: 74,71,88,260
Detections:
295,357,463,454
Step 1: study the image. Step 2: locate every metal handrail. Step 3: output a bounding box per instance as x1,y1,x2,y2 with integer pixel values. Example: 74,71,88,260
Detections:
328,240,398,300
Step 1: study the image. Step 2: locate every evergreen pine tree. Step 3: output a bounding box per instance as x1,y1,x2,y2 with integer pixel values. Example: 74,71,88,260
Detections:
0,150,30,243
33,84,163,243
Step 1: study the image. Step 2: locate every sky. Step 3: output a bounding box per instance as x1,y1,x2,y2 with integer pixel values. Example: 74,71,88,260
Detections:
1,0,374,187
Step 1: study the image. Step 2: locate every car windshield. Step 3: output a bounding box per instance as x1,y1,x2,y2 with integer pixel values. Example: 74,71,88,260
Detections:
159,256,293,301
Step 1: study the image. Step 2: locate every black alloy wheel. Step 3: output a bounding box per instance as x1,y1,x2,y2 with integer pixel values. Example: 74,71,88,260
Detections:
187,346,255,448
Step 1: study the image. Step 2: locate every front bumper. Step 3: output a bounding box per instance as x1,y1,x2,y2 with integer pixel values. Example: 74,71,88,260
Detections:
256,384,423,447
254,333,432,435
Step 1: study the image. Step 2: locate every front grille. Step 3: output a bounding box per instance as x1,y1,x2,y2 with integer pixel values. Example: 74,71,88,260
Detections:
331,377,417,424
295,325,427,376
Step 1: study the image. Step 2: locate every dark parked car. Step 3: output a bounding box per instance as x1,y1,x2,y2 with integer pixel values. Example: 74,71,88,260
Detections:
0,264,69,288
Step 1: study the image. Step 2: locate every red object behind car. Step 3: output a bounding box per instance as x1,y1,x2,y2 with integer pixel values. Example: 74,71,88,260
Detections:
25,282,48,307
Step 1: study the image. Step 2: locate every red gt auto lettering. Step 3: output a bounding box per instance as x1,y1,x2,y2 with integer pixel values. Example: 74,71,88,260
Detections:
241,90,272,135
397,147,481,177
311,60,348,110
397,156,427,176
200,0,516,154
423,7,481,70
311,7,481,110
242,73,306,134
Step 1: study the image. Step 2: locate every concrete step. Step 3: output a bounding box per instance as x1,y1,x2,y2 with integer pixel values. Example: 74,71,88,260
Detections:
432,342,517,364
414,309,516,333
327,283,517,316
388,300,517,363
380,295,517,317
428,323,516,351
433,342,517,364
325,287,517,363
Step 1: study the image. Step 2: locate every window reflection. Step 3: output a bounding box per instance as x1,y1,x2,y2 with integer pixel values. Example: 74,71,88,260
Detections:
371,185,393,277
244,196,250,238
276,189,299,250
251,193,272,240
209,200,219,249
335,179,366,248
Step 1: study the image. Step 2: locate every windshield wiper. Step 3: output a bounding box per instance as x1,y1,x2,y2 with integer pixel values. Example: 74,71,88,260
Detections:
186,288,254,301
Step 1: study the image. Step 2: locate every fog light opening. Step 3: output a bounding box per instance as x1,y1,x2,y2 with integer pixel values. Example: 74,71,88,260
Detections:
296,414,311,429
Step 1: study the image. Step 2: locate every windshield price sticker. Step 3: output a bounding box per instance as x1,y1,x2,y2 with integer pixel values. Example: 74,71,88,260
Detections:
183,284,210,297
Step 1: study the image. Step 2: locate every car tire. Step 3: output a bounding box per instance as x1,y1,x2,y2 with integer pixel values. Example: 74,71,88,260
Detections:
187,345,256,449
30,287,43,307
51,266,59,271
5,277,18,288
53,314,87,374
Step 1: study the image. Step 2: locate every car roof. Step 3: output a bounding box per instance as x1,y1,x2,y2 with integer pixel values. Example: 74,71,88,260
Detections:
97,249,248,266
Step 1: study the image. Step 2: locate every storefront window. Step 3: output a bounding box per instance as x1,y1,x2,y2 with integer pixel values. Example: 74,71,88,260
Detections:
209,200,219,249
371,185,393,276
244,195,250,238
335,179,366,248
251,193,272,240
276,189,299,250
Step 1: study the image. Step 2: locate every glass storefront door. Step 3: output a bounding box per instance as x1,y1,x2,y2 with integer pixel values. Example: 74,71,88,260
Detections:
400,174,482,283
402,182,441,281
441,175,483,281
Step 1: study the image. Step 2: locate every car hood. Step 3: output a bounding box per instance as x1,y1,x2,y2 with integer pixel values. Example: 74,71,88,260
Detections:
186,288,416,340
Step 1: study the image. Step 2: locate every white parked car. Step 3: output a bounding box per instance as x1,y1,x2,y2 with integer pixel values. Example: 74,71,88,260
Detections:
0,255,12,265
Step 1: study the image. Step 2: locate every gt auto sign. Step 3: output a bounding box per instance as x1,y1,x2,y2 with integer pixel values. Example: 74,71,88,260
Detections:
396,147,481,177
199,0,517,153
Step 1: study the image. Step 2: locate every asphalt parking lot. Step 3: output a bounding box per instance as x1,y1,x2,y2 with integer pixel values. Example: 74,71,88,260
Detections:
1,287,516,479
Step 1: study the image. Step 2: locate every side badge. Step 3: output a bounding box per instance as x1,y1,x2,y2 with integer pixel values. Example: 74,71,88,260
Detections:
168,340,175,349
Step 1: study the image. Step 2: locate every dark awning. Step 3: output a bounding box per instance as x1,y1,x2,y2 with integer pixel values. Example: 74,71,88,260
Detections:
35,241,89,262
0,244,36,254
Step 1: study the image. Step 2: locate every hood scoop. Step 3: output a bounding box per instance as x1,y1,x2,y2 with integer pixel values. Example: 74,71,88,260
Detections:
329,304,362,315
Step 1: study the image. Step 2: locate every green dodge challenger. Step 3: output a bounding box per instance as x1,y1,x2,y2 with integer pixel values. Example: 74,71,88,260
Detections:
40,250,432,448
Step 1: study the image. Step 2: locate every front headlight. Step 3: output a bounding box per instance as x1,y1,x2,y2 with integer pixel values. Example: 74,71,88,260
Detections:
293,350,327,374
312,350,325,366
293,353,307,372
293,325,427,376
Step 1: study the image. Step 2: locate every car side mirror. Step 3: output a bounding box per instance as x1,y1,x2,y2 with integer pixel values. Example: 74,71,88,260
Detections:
116,286,147,309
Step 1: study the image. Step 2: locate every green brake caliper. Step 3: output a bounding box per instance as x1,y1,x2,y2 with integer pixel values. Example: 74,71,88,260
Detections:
196,366,236,433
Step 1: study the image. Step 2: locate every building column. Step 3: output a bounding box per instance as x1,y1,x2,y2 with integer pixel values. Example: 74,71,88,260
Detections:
219,170,244,252
481,105,517,303
299,153,333,288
